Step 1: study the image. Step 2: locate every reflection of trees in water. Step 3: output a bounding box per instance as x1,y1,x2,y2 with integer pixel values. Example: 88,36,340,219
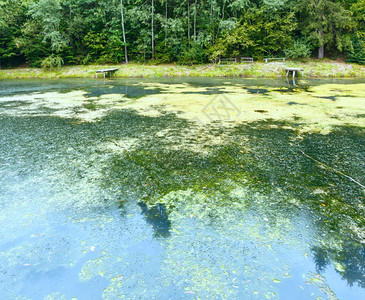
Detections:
100,109,364,291
85,85,162,98
312,243,365,288
272,79,311,93
138,202,171,238
312,246,331,272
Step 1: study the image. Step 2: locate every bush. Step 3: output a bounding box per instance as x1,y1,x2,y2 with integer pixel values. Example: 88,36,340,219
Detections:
347,38,365,65
284,39,312,59
95,54,116,64
41,55,64,69
177,44,206,65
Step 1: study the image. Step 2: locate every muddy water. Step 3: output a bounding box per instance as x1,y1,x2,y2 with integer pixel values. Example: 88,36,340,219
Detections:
0,78,364,299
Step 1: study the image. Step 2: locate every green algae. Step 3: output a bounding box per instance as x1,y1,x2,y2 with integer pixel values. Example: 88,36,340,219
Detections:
0,78,364,299
1,78,364,132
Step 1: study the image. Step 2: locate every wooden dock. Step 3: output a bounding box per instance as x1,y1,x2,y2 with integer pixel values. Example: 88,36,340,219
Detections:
285,67,304,78
95,68,119,79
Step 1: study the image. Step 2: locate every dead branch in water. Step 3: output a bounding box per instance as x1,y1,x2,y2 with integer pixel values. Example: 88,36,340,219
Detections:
299,150,365,189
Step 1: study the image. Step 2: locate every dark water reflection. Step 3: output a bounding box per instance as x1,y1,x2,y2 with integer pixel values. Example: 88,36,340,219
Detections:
138,203,171,238
0,78,364,299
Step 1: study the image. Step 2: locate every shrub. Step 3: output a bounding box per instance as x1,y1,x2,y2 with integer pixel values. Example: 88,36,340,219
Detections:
41,55,64,69
284,39,312,59
177,44,206,65
347,38,365,65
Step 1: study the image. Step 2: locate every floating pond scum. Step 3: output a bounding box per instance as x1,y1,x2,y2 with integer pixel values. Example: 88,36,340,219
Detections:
0,78,364,299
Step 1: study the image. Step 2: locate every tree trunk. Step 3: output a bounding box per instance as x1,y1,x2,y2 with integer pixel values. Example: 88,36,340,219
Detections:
187,0,190,43
215,0,225,39
318,45,324,59
210,1,214,42
165,0,168,46
222,0,225,21
193,0,197,42
120,0,128,64
151,0,154,59
318,28,324,59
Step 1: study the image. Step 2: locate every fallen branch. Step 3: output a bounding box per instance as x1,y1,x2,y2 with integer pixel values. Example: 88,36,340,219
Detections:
299,150,365,189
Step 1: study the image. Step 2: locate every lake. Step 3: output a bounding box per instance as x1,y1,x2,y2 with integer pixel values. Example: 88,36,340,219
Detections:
0,77,364,299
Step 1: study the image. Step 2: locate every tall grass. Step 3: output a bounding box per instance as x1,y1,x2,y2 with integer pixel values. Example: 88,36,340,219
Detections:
1,61,365,79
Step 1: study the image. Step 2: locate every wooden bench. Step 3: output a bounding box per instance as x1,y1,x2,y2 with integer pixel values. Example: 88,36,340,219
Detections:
264,57,286,63
285,67,304,78
219,58,237,66
240,57,254,63
95,68,119,79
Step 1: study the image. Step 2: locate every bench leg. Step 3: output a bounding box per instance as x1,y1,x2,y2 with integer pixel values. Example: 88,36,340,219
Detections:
293,71,295,78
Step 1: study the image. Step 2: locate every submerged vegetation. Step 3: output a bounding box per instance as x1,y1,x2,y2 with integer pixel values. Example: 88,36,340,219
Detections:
0,78,364,298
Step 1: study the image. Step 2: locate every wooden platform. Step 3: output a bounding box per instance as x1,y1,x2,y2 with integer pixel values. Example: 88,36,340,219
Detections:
285,67,304,78
95,68,119,79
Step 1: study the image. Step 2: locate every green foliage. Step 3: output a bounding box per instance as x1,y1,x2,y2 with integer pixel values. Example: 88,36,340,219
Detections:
82,30,125,64
28,0,68,52
1,0,364,65
41,55,64,69
347,38,365,65
177,44,206,65
208,8,296,60
0,0,25,67
350,0,365,39
295,0,353,58
284,38,312,59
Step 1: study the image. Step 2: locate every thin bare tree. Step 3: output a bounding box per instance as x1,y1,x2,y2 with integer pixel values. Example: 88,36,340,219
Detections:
120,0,128,64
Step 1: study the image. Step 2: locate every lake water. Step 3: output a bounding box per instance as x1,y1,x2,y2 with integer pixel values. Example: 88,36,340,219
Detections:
0,77,364,299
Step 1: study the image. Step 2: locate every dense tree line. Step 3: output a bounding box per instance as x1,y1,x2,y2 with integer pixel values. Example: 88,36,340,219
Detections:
0,0,364,68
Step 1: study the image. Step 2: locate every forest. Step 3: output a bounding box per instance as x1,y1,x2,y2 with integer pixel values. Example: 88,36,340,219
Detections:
0,0,365,68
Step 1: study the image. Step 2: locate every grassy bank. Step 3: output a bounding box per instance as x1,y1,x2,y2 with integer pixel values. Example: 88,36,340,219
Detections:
1,60,365,79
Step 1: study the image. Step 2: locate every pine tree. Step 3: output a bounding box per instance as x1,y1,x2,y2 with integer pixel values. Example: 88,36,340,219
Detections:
296,0,353,59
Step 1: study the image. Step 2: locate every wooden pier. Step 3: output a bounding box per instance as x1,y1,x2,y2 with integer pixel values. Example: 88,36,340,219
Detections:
285,67,304,78
95,68,119,79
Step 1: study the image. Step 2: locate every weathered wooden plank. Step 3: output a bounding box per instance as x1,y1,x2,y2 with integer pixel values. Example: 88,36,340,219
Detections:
240,57,254,63
95,68,119,73
264,57,286,63
219,58,237,65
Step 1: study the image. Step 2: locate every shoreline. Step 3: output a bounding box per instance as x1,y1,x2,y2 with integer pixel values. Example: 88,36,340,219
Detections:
1,61,365,79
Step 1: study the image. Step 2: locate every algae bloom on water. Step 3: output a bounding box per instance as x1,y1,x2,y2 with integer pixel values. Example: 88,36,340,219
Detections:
0,77,364,299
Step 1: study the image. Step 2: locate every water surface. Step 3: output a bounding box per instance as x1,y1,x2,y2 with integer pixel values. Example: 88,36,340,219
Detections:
0,78,364,299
